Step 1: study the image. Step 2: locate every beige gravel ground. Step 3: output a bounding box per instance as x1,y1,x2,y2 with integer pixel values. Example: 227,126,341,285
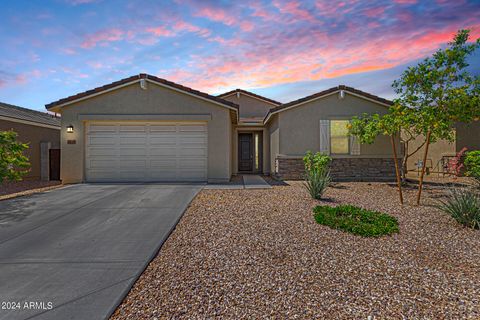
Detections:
112,181,480,319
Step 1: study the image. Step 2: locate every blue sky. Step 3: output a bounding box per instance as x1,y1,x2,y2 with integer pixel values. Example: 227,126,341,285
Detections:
0,0,479,111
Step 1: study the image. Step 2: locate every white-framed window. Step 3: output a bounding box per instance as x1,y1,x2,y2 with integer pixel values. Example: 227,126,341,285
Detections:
319,119,360,156
330,120,350,155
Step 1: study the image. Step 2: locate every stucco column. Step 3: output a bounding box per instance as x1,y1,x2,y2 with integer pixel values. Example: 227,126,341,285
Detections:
40,141,51,181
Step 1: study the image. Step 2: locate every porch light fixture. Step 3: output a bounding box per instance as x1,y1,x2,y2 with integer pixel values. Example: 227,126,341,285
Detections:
140,79,147,90
67,125,74,133
339,90,345,99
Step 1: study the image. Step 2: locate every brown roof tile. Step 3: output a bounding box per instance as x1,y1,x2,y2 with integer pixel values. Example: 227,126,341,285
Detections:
45,73,239,111
218,89,282,106
0,101,60,127
265,85,393,122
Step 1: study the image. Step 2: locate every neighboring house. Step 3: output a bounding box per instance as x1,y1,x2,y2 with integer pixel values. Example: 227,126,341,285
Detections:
0,102,61,180
45,73,399,183
406,121,480,175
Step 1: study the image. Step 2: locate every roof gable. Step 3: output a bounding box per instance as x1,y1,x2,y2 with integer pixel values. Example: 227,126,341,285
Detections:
45,74,239,117
218,89,281,106
264,85,393,123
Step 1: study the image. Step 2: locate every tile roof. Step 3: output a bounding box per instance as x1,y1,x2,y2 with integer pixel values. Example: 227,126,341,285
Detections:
218,89,282,106
265,85,393,121
45,73,239,111
0,101,60,127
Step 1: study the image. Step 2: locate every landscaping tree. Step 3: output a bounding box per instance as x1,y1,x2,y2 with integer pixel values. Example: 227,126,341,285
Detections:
349,111,405,204
0,130,30,183
393,29,480,204
350,29,480,205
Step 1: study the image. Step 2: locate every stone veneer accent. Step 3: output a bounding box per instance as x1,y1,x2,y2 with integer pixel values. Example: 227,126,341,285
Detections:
275,157,397,181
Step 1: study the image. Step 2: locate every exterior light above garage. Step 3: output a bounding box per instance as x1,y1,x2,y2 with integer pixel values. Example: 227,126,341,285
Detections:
67,125,74,133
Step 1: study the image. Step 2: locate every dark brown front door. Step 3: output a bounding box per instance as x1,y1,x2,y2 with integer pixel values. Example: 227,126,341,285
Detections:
238,133,253,172
49,149,61,181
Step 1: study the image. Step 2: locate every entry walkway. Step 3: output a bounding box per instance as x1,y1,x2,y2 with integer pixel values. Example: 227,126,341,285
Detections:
205,175,272,189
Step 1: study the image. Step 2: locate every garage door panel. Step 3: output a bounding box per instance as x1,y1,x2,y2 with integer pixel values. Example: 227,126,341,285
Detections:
150,125,177,132
150,159,177,168
118,136,147,145
88,148,117,157
179,125,206,132
89,125,117,133
119,148,148,156
179,158,207,168
149,147,177,156
179,147,207,156
88,160,113,169
119,125,147,132
89,136,117,145
149,136,177,145
86,122,207,182
119,160,147,168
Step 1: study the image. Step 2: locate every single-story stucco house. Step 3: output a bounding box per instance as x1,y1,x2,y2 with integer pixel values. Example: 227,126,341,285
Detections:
0,102,61,180
45,73,399,184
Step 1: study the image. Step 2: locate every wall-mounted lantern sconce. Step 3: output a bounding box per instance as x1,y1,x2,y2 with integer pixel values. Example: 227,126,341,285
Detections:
67,125,74,133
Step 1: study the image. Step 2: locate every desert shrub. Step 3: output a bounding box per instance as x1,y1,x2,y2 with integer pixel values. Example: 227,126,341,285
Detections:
303,151,331,199
438,187,480,229
313,205,399,237
304,168,331,200
464,150,480,188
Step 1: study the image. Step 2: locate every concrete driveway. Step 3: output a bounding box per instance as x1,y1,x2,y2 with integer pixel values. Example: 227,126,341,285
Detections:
0,183,202,320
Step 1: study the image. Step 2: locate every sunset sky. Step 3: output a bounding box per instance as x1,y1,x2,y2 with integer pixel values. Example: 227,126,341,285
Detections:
0,0,479,111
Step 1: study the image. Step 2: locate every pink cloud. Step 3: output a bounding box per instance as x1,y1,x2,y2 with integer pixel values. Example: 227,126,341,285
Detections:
61,47,77,55
240,21,254,32
145,26,173,37
174,21,211,37
163,23,480,94
394,0,417,3
195,7,236,26
81,28,124,48
273,1,315,21
363,6,386,17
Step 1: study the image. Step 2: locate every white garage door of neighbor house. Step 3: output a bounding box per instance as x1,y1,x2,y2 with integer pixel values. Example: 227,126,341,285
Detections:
85,122,208,182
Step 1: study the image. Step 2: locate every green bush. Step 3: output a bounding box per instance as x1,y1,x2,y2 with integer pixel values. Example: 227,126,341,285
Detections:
437,188,480,229
0,130,30,183
313,205,400,237
464,150,480,187
303,151,332,199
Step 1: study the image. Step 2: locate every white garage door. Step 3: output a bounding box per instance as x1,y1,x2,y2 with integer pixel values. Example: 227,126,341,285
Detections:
85,122,207,182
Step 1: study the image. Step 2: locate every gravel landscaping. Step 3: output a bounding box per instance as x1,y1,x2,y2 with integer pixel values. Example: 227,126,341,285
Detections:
112,181,480,319
0,180,61,199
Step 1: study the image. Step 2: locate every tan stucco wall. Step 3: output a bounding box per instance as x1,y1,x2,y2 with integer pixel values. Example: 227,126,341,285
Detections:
222,93,276,119
268,115,280,173
275,93,398,158
405,121,480,174
58,82,232,183
405,133,456,173
456,121,480,152
0,119,60,179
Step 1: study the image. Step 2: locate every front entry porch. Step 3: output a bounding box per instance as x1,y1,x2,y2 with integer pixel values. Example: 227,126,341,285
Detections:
237,131,263,174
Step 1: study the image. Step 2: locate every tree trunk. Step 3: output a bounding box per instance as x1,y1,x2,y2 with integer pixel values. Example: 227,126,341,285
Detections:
416,130,432,205
391,135,404,204
401,155,408,182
